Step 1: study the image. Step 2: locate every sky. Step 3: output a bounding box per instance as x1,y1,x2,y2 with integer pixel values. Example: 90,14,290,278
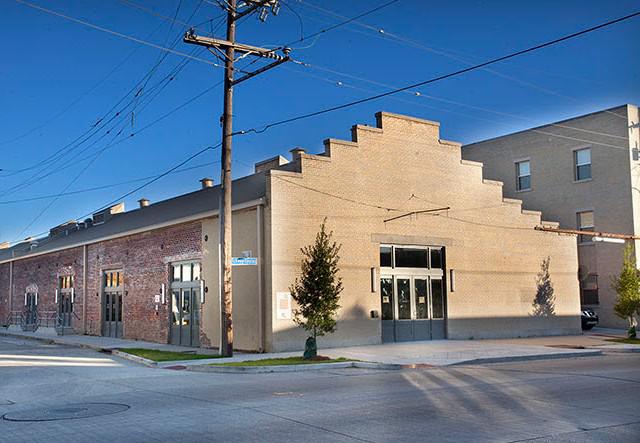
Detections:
0,0,639,244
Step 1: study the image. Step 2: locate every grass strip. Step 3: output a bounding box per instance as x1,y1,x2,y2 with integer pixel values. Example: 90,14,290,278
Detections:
119,348,224,362
210,357,352,367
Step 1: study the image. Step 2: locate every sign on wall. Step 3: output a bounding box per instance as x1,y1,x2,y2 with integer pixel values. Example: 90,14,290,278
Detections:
276,292,292,320
231,257,258,266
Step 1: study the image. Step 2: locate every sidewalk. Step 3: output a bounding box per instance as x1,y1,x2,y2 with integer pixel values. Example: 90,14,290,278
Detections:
2,326,625,368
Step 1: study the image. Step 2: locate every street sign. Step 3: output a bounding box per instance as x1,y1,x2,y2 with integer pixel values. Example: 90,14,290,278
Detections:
231,257,258,266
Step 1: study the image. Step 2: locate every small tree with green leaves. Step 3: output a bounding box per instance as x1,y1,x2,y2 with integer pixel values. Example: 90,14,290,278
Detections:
612,243,640,338
290,220,343,359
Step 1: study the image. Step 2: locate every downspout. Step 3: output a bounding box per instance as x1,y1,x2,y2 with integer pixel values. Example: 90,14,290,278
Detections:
8,261,13,319
257,204,265,352
82,244,88,334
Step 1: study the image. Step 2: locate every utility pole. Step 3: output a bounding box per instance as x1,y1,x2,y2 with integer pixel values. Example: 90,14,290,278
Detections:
184,0,289,357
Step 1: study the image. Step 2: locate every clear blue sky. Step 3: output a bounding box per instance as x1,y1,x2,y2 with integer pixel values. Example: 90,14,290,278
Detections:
1,0,639,243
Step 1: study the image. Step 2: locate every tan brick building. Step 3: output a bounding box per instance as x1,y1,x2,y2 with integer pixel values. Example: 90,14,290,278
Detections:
1,111,582,351
463,104,640,328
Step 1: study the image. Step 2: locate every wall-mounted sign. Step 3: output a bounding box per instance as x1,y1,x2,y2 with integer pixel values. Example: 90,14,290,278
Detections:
232,257,258,266
276,292,292,320
154,294,161,304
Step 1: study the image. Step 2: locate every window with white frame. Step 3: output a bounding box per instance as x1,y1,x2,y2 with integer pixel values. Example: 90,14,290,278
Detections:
515,160,531,191
577,210,594,244
574,148,591,181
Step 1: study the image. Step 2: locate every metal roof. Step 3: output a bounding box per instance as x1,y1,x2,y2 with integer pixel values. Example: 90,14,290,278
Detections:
0,172,266,263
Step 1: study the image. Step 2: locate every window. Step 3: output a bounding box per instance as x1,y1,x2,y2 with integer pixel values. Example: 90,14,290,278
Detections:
574,148,591,181
395,247,428,268
515,160,531,191
380,246,392,268
171,262,201,282
577,211,594,244
580,273,599,305
59,275,73,289
105,271,123,288
379,246,443,270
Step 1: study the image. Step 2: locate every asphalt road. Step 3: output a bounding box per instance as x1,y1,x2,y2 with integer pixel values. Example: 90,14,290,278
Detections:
1,335,639,442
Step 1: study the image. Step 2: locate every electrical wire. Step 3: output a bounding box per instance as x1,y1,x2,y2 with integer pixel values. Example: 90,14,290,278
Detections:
8,143,221,244
14,0,227,69
236,9,640,136
0,161,219,205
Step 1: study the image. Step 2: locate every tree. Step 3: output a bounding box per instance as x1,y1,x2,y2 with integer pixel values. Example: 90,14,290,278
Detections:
290,220,343,359
612,243,640,338
532,257,556,317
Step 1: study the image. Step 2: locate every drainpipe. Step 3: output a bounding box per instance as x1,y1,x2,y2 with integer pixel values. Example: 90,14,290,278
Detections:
257,204,264,352
8,261,13,318
82,245,88,334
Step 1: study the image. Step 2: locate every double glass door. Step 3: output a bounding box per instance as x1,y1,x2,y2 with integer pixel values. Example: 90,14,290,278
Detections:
381,275,446,342
170,288,200,347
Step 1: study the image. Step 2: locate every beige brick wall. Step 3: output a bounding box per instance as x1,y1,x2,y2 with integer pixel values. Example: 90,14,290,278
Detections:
264,112,581,352
463,105,636,328
201,208,263,351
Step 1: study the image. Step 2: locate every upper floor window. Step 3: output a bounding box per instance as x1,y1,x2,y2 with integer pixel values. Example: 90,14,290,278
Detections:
577,210,594,244
104,271,123,288
172,262,201,282
515,160,531,191
59,275,73,289
574,148,591,181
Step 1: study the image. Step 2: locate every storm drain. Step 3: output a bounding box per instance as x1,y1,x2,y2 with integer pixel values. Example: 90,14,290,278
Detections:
2,403,130,422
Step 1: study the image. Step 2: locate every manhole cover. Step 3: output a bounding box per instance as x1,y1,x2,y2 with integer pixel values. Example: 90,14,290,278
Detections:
2,403,130,422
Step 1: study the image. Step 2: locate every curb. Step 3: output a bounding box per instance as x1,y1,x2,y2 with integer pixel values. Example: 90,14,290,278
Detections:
185,361,403,373
449,350,603,366
110,350,158,367
0,330,110,353
596,346,640,354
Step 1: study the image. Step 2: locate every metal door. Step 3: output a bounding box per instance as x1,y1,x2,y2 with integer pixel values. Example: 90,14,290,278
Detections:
24,293,37,327
102,290,123,338
170,288,200,347
380,275,447,342
58,293,73,327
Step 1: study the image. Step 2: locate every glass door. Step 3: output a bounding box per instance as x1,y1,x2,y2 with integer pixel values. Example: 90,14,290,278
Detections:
170,288,201,347
102,271,123,338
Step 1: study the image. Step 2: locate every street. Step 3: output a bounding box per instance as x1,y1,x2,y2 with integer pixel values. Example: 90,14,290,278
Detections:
1,336,639,442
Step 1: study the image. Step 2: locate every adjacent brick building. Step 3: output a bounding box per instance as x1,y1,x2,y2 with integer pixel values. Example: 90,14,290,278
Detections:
1,111,582,351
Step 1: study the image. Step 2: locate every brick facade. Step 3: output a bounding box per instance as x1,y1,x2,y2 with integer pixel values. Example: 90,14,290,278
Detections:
1,221,202,344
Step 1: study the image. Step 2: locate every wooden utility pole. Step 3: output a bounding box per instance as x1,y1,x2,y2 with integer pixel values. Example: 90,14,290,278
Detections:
184,0,289,357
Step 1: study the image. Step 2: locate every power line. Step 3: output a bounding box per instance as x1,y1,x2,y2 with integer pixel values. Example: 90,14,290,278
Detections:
296,0,628,121
236,9,640,135
2,78,223,199
288,64,632,151
15,0,227,69
0,161,218,205
7,143,221,244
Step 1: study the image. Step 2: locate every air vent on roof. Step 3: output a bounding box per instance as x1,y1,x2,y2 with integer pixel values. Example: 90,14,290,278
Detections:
138,198,150,208
200,178,214,189
49,220,79,238
92,202,125,225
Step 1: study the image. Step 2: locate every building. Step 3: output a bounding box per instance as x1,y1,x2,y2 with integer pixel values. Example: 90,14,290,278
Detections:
0,112,582,351
463,104,640,328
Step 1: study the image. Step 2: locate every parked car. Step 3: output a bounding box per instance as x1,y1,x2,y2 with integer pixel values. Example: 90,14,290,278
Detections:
581,308,599,330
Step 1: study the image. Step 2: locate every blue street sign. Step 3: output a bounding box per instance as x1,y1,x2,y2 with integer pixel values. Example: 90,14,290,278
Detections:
231,257,258,266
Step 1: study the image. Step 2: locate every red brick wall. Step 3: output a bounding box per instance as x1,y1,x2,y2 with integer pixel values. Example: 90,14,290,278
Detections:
0,221,202,343
9,248,84,331
86,221,202,343
0,262,10,324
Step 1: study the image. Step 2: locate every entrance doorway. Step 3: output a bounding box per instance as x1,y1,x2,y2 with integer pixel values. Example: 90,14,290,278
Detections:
102,270,123,338
380,245,446,342
57,276,74,329
23,292,38,331
169,261,201,347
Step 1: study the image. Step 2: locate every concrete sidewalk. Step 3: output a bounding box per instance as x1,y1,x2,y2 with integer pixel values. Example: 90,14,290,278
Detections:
2,326,621,368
